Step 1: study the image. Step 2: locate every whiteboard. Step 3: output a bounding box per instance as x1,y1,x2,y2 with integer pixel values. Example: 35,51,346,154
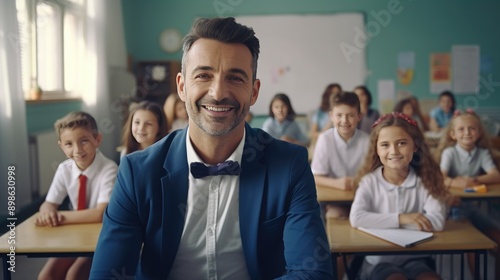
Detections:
236,14,366,115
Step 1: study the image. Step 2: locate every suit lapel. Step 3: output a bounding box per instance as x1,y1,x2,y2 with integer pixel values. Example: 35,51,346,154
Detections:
160,129,189,277
239,125,268,279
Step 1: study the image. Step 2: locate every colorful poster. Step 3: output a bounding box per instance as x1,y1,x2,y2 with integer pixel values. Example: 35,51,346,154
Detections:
430,53,452,93
377,79,395,114
397,52,415,86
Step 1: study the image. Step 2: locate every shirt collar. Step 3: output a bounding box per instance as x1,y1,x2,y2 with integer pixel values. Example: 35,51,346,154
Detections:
186,127,245,166
375,165,417,190
333,127,358,145
70,150,102,181
454,143,477,160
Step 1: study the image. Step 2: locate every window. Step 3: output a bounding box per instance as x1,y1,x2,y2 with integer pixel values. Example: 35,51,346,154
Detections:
16,0,86,99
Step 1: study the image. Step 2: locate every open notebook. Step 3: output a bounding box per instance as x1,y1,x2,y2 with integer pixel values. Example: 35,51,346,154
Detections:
358,227,434,248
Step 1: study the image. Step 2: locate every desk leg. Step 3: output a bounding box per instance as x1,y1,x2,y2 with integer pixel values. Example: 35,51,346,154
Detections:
460,253,463,280
474,251,480,280
483,251,487,280
332,253,338,280
2,255,12,280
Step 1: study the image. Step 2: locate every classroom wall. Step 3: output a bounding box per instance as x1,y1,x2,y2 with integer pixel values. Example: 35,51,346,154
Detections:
121,0,500,116
25,0,500,135
26,101,82,134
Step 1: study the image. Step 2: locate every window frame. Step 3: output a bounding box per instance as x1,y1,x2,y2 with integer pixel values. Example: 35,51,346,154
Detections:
17,0,87,101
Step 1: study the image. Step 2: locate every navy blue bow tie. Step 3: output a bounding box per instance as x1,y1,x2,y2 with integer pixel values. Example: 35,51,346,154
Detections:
190,161,241,179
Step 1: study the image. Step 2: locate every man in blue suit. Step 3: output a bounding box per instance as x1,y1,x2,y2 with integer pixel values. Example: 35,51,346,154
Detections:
90,17,332,279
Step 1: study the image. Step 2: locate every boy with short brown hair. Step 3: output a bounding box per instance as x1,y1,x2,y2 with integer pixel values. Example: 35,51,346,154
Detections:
36,111,118,280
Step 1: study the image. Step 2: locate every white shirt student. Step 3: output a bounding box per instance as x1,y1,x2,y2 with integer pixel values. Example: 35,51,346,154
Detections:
46,150,118,210
440,144,496,178
311,127,369,178
350,166,446,277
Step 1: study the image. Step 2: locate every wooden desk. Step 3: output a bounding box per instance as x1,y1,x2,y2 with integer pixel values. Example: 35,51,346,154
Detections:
450,183,500,201
327,218,497,280
316,184,354,204
0,214,102,280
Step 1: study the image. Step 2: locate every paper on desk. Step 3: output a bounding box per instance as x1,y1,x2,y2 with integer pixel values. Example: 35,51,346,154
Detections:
358,227,433,248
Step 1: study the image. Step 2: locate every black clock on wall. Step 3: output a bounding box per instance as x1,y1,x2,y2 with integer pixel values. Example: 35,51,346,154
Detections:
134,60,181,105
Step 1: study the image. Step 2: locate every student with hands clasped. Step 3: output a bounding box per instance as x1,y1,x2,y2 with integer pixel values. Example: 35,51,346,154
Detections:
436,109,500,278
436,109,500,189
350,112,449,280
311,92,369,217
90,17,332,279
36,112,118,280
262,93,309,146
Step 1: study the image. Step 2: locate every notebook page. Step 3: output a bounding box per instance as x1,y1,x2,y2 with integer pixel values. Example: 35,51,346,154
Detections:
358,227,433,248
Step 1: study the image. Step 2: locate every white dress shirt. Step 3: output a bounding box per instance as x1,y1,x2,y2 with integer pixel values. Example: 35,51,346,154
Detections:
45,150,118,209
311,127,369,177
349,166,446,275
168,128,251,280
440,144,496,177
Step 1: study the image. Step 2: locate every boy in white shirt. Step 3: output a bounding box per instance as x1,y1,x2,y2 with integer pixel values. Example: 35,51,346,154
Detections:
311,91,369,218
36,111,118,280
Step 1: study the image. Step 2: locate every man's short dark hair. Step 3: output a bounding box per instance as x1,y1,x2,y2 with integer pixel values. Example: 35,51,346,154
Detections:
181,17,260,80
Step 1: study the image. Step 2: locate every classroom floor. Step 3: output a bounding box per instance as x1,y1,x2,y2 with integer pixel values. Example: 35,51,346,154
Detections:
1,256,46,279
0,254,496,279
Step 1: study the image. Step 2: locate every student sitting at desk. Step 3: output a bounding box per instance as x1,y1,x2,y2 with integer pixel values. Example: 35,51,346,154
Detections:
350,112,448,280
309,83,342,142
121,101,168,158
262,93,309,146
35,112,118,280
311,91,369,217
435,109,500,278
311,91,369,279
354,85,380,133
429,90,456,132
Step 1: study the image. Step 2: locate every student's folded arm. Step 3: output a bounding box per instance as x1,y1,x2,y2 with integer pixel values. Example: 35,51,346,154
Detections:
477,168,500,184
281,148,333,279
58,203,107,224
423,194,446,231
349,180,399,229
314,175,335,188
89,157,143,279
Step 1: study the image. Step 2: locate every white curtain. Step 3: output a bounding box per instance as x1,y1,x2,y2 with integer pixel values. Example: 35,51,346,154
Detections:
0,0,31,215
83,0,128,162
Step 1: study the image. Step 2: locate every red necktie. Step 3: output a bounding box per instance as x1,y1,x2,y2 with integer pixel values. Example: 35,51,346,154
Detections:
77,175,87,210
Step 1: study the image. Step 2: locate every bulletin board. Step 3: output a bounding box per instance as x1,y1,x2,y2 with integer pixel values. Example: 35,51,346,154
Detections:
236,13,367,114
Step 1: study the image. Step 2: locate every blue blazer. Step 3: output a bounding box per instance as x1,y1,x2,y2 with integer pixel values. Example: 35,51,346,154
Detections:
90,125,332,279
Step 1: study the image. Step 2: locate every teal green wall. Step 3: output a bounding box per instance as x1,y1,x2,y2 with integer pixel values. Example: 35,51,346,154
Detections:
122,0,500,112
26,101,82,134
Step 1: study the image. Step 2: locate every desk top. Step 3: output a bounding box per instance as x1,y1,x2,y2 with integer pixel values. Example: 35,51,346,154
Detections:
450,183,500,199
0,214,102,254
316,184,354,203
327,218,497,254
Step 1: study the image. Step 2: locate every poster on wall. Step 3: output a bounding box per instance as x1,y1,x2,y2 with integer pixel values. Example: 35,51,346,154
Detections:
452,45,480,94
430,53,451,93
377,79,395,114
397,52,414,86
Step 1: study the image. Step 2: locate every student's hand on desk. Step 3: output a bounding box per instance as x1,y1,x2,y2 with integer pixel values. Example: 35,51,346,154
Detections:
35,211,63,227
399,213,432,232
453,176,474,189
336,177,353,191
